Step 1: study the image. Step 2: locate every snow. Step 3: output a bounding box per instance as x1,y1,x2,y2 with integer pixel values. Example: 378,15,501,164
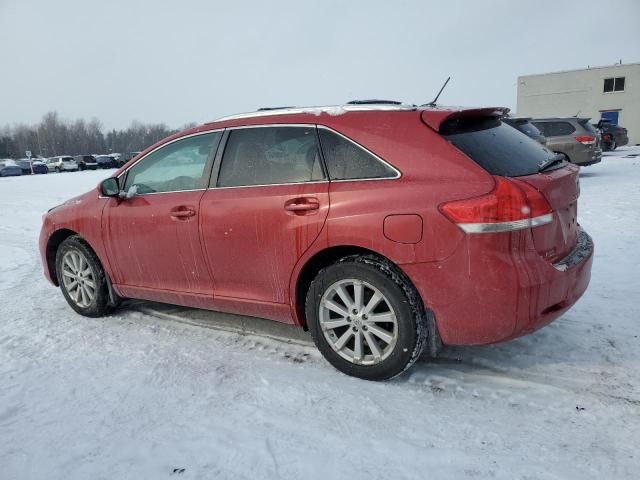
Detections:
1,148,640,479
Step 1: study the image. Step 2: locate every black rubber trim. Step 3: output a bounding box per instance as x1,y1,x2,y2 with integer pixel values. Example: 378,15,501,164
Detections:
553,228,593,271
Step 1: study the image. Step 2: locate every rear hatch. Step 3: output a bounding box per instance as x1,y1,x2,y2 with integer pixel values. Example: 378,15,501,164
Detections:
429,110,579,263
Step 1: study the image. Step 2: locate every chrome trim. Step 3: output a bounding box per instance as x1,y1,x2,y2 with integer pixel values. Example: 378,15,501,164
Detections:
214,104,416,122
113,122,402,196
226,123,315,130
211,181,329,191
459,213,553,233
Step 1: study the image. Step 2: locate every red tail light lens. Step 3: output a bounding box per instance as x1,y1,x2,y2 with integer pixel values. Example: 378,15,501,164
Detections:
440,176,553,233
575,135,596,145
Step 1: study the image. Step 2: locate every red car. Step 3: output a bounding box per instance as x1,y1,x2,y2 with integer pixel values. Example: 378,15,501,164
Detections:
39,104,593,380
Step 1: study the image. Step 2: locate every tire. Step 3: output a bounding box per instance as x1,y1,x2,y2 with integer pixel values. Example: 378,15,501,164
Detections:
55,166,62,173
305,255,428,380
55,235,114,317
610,138,617,151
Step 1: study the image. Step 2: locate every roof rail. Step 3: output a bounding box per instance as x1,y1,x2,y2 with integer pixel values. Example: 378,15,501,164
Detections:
257,106,296,111
211,103,416,123
346,99,403,105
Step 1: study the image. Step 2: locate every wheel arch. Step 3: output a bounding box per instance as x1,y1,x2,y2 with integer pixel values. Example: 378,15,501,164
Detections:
292,244,441,356
46,228,78,286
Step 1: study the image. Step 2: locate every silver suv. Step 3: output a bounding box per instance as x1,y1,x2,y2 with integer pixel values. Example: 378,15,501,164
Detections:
531,118,602,167
46,156,79,173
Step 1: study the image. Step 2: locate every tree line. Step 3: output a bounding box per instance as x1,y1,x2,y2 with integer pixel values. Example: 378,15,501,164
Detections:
0,112,194,159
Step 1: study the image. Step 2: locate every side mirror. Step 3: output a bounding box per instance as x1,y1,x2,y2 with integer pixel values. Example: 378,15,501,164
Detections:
100,177,120,197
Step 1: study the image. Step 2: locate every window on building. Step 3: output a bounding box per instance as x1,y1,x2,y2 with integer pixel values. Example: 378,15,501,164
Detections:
604,76,625,93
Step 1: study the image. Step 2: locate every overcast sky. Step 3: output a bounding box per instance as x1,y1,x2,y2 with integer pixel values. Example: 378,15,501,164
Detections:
1,0,639,130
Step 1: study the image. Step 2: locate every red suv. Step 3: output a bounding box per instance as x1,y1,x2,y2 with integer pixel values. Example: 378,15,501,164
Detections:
39,104,594,380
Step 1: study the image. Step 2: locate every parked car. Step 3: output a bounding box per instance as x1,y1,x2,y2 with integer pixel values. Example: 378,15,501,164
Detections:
74,155,98,171
595,120,629,151
503,117,546,145
95,155,116,169
531,118,602,166
47,156,79,173
115,151,140,167
0,159,22,177
39,104,593,380
17,158,49,174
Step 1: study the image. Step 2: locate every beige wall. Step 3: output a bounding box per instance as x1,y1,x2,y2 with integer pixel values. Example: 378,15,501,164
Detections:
517,64,640,145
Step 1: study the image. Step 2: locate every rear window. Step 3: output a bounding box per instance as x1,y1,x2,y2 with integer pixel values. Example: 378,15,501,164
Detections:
578,120,598,135
441,116,556,177
516,121,542,138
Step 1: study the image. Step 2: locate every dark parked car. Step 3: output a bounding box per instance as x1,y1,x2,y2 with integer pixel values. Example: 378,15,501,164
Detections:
40,104,594,380
117,151,141,167
0,160,22,177
503,117,546,145
532,118,602,166
74,155,98,171
95,155,116,169
17,159,49,174
595,120,629,151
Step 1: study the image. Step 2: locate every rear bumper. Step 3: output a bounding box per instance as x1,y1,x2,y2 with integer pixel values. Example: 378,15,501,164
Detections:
402,227,594,345
574,148,602,166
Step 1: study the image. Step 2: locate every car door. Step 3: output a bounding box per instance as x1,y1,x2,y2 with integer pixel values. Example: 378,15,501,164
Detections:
199,125,329,319
103,131,222,300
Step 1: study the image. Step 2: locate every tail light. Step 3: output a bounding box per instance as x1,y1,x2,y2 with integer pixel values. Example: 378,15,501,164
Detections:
439,176,553,233
575,135,596,145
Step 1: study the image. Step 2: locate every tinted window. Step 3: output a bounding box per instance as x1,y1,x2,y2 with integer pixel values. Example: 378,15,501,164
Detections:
124,132,221,194
578,120,598,135
317,128,397,180
217,126,324,187
516,122,542,138
551,122,575,136
441,116,556,177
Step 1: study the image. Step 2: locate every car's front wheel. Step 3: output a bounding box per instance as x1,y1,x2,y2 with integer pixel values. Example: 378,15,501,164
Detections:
56,236,114,317
306,255,428,380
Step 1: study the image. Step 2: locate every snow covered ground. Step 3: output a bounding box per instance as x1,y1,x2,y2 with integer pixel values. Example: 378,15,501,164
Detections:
1,148,639,479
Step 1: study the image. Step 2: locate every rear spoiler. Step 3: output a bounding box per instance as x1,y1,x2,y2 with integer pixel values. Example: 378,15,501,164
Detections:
421,107,510,132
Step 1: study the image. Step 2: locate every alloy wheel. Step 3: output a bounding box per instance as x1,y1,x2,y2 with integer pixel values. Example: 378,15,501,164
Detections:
318,279,398,366
61,250,97,308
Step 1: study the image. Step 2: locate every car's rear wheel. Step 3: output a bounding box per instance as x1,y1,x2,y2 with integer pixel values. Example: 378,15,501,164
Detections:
306,255,427,380
56,236,114,317
610,138,617,151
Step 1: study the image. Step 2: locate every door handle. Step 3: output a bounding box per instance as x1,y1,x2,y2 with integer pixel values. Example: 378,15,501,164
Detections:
170,207,196,219
284,197,320,212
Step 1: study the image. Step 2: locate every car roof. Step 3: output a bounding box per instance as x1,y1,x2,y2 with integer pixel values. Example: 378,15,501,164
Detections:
199,103,509,132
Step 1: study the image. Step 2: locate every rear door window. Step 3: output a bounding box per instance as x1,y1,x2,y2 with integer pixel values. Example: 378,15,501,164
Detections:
549,122,575,136
217,126,325,187
441,116,557,177
317,128,398,180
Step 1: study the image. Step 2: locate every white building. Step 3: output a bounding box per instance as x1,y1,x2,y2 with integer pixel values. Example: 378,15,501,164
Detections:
517,62,639,145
